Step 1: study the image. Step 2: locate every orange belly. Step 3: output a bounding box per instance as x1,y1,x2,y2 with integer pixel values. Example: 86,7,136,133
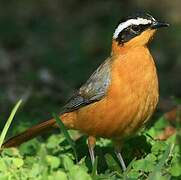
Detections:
61,46,159,140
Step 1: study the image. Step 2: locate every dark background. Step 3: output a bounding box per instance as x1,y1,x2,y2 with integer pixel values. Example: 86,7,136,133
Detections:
0,0,180,131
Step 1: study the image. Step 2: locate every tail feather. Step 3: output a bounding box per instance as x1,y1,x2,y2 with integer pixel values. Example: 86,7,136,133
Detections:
2,119,57,148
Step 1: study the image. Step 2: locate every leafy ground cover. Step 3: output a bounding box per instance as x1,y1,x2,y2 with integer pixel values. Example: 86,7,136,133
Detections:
0,101,181,180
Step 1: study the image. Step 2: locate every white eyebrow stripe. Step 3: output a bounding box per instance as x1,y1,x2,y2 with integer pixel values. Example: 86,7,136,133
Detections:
113,18,152,39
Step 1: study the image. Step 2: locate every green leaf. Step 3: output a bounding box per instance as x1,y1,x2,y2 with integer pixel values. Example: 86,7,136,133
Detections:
0,159,7,171
0,99,22,148
55,171,68,180
1,148,20,157
127,169,140,179
61,155,74,171
46,155,60,169
12,157,24,168
50,171,68,180
68,165,92,180
148,144,172,180
151,141,167,155
132,158,155,172
0,173,9,180
29,164,42,178
105,154,122,173
46,135,64,149
154,117,169,130
19,139,40,156
145,154,157,162
169,161,181,177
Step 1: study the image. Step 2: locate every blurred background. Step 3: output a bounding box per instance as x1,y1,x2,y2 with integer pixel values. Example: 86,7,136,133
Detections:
0,0,180,131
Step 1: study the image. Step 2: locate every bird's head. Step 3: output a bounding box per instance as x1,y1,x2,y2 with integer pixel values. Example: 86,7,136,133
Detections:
112,12,169,52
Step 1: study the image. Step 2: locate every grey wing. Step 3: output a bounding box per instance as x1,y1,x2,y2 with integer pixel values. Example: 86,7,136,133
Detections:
61,57,112,114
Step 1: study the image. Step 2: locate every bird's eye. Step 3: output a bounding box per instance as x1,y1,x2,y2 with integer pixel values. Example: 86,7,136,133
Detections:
131,25,141,34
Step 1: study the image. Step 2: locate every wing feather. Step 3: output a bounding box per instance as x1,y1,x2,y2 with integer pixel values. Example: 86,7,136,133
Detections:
61,57,112,114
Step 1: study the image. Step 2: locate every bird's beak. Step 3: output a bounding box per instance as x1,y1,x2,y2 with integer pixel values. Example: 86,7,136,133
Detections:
151,21,169,29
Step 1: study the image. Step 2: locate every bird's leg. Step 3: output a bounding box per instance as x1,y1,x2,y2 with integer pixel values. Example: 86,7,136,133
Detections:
113,141,126,171
88,136,96,166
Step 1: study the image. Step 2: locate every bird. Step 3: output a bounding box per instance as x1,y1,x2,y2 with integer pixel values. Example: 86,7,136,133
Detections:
3,12,169,171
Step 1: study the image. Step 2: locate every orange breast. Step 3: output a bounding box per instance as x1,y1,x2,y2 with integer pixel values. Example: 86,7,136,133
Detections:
61,46,158,140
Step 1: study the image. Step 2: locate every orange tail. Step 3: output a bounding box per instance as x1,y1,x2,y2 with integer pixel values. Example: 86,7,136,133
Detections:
2,119,58,148
2,112,76,148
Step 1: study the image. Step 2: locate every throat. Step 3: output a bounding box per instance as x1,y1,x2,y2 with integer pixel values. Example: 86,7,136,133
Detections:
111,40,146,56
